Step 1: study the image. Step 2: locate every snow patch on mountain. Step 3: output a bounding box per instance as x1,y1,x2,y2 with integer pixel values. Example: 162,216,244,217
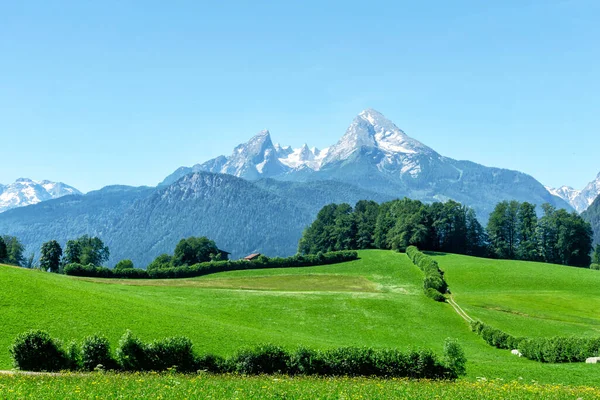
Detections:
0,178,82,213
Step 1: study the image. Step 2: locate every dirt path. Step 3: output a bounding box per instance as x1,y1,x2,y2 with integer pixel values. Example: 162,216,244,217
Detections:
448,295,474,323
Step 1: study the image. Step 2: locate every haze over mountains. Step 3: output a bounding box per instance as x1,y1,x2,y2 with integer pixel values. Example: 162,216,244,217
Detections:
0,109,591,266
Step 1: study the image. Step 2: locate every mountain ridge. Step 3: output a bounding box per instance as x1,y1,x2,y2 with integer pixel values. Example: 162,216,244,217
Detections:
0,172,394,266
161,109,572,218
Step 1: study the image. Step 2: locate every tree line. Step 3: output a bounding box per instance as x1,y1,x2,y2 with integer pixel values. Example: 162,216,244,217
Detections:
0,235,111,273
299,198,596,268
299,199,487,257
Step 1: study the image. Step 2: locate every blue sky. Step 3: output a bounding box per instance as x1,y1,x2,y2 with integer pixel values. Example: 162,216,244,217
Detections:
1,0,598,193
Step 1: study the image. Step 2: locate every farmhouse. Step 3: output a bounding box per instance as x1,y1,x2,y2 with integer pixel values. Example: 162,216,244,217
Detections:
244,253,261,261
217,249,231,261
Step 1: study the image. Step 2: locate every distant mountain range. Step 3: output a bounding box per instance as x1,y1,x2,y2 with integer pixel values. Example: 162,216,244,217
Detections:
0,173,392,266
162,109,572,218
0,178,81,213
547,172,600,213
0,109,583,266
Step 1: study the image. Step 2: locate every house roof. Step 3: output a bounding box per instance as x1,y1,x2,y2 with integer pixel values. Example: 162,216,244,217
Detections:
244,253,261,260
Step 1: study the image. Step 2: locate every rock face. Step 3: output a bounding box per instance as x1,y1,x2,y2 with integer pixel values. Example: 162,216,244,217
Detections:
0,178,82,213
162,109,572,219
548,172,600,213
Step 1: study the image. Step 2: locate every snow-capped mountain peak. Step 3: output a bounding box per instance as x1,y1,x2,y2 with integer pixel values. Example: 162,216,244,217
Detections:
279,144,330,170
322,109,434,166
0,179,82,213
547,172,600,213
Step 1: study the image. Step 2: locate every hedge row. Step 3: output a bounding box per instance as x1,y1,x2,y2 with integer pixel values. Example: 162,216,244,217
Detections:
470,321,600,363
9,330,466,379
406,246,447,302
591,263,600,270
469,321,522,350
63,251,359,279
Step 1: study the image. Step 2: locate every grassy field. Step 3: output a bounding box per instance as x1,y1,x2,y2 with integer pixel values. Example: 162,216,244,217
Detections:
1,373,599,400
1,250,600,389
431,253,600,338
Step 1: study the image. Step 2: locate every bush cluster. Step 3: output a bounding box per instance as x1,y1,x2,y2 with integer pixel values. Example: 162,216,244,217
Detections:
9,330,70,372
9,330,465,379
591,263,600,270
406,246,447,302
63,251,359,279
470,321,600,363
518,337,600,363
469,321,522,350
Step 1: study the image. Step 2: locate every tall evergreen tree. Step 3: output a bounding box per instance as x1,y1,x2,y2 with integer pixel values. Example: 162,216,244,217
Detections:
40,240,63,273
354,200,380,249
63,236,109,266
516,202,538,261
593,244,600,265
0,236,7,263
554,209,593,267
1,235,25,266
374,202,394,249
536,204,559,264
387,198,431,251
465,209,488,256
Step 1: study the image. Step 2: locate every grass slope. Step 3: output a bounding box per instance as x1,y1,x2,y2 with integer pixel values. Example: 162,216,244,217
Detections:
1,251,599,387
431,253,600,337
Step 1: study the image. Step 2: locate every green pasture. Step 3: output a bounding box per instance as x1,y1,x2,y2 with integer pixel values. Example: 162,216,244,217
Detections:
1,250,600,387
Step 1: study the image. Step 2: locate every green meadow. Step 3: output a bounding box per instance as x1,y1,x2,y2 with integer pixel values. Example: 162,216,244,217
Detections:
1,373,599,400
1,250,600,391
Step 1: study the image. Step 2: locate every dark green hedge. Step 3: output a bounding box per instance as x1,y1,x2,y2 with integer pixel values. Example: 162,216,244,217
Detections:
406,246,447,302
470,321,600,363
518,337,600,363
10,330,465,379
63,251,359,279
469,321,523,350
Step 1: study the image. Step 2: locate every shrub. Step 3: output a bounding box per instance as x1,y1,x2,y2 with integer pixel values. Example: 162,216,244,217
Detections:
591,263,600,270
444,338,467,378
518,337,600,363
287,346,323,375
115,330,149,371
319,347,378,377
65,340,81,370
146,336,196,372
196,353,226,373
115,259,134,270
230,344,291,375
81,334,115,371
406,246,448,301
9,330,68,372
425,288,446,302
